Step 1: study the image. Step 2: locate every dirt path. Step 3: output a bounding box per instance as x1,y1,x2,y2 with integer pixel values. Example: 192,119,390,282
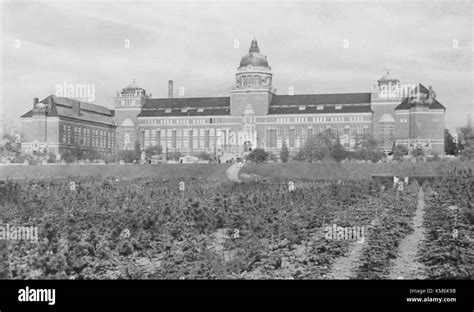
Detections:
225,162,244,182
388,188,426,279
323,237,366,279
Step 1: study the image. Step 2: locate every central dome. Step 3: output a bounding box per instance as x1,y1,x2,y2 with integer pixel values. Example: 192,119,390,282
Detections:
239,39,270,68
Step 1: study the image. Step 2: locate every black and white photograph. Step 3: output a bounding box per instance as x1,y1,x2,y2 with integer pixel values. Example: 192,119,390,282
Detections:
0,0,472,308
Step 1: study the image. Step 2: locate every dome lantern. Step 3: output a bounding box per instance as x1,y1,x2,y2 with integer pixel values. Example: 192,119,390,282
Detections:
234,38,273,91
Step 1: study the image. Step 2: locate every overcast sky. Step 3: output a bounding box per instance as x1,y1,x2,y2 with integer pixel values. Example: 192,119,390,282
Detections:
1,0,472,132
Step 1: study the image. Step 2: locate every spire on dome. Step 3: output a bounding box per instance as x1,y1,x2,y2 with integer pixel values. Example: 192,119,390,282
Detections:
381,68,391,80
249,38,259,53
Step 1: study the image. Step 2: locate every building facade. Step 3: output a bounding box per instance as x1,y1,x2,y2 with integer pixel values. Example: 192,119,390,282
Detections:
20,38,445,160
20,95,116,158
394,84,446,155
117,38,444,158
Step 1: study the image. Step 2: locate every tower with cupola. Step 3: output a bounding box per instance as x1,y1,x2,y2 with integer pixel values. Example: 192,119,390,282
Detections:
370,71,406,153
230,38,275,117
114,80,150,150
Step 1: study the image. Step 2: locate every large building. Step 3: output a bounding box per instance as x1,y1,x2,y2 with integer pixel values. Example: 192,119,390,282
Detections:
20,38,446,160
114,38,445,157
20,95,116,158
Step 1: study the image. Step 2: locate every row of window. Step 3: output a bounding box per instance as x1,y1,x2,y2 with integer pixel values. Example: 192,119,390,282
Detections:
395,118,439,124
276,116,367,123
266,126,370,148
120,99,137,106
143,118,224,125
144,129,214,149
61,125,115,149
239,75,269,86
274,125,369,136
142,116,371,126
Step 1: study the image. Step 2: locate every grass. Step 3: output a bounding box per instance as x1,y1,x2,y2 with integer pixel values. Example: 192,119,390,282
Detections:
0,163,230,181
240,160,474,181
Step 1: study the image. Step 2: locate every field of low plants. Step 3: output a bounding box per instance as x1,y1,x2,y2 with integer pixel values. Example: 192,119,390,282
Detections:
0,161,472,279
0,175,422,279
419,168,474,279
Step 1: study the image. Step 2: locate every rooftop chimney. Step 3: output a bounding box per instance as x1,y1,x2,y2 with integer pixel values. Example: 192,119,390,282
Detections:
168,80,173,99
33,97,38,108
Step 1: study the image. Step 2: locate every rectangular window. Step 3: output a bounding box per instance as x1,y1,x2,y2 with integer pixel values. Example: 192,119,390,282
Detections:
197,129,201,148
267,129,277,148
172,130,177,148
144,129,150,148
156,130,161,147
204,130,210,148
151,130,156,146
289,129,295,148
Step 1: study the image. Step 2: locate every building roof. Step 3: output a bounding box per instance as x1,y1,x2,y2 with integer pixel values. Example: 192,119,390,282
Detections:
268,93,372,115
239,39,270,68
138,97,231,117
395,84,446,111
21,95,116,126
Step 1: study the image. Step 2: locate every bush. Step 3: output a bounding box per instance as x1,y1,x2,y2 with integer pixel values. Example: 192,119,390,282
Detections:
196,151,212,161
167,151,183,161
430,153,441,162
83,149,102,161
348,149,384,163
411,148,425,158
331,140,346,163
61,151,76,163
47,151,57,163
393,144,408,161
460,147,474,160
280,142,289,163
295,132,332,162
118,150,138,163
145,145,162,158
103,154,117,164
246,148,269,163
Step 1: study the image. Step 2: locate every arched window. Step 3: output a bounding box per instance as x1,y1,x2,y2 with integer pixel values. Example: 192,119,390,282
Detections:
379,114,395,146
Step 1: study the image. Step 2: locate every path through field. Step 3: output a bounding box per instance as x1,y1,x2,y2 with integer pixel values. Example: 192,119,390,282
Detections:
226,162,244,182
323,233,367,279
388,188,427,279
